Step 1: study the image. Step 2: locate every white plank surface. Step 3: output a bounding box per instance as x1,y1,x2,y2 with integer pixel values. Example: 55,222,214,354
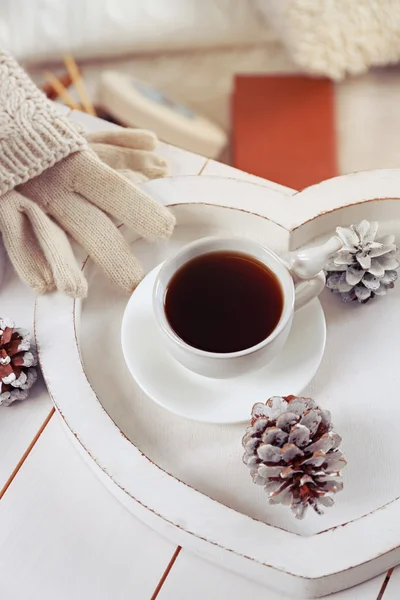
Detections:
0,414,176,600
380,568,398,599
157,550,386,600
0,101,70,489
0,259,52,490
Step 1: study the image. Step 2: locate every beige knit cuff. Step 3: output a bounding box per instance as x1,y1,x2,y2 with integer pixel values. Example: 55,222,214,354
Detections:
0,50,88,195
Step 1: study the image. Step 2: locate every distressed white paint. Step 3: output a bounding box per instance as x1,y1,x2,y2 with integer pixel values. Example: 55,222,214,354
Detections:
35,171,400,597
0,416,175,599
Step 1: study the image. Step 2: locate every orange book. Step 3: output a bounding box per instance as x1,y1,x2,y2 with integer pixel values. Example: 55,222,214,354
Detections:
232,75,337,190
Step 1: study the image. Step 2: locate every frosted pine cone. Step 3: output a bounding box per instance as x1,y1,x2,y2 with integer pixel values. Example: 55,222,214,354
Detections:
0,318,37,406
242,396,346,519
325,220,399,303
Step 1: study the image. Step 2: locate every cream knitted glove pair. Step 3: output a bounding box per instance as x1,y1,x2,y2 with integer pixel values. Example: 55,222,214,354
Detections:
0,50,175,297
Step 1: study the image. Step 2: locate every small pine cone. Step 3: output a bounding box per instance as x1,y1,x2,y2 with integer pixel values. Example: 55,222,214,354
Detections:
325,220,399,303
242,396,346,519
0,318,37,407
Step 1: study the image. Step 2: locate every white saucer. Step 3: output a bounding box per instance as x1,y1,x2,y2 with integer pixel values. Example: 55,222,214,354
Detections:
121,264,326,424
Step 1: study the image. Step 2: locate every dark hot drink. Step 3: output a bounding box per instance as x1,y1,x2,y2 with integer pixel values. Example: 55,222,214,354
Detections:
164,250,283,353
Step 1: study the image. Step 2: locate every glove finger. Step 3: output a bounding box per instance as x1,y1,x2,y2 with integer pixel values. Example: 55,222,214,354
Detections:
23,199,87,298
47,191,144,292
89,143,168,179
75,151,175,241
0,192,55,294
117,169,149,185
85,129,157,151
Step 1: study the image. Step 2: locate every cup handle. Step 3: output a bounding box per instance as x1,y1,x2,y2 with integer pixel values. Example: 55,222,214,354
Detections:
293,271,326,310
287,235,342,310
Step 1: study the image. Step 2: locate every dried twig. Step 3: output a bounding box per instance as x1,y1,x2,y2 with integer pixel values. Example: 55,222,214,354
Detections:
63,54,96,116
43,71,80,110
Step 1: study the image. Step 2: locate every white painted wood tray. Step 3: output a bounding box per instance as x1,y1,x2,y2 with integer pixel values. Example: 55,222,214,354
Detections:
35,173,400,598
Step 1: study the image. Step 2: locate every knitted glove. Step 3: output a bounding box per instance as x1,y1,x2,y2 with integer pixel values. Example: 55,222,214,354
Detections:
85,128,168,184
0,51,175,297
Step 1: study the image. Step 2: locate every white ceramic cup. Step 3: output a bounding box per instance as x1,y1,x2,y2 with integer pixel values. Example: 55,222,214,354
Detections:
153,236,341,379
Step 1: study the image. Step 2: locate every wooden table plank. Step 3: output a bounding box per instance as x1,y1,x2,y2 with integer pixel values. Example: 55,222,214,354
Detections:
157,549,387,600
0,415,176,600
0,261,53,490
0,102,72,491
379,567,399,599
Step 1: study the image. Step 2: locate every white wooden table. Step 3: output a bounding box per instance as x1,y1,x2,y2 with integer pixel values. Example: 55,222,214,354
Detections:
0,105,398,600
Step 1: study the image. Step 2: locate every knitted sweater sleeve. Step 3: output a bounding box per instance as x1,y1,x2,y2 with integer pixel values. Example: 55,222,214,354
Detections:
0,50,87,195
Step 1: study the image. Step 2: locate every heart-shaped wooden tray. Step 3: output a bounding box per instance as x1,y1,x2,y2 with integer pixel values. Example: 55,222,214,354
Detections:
35,174,400,598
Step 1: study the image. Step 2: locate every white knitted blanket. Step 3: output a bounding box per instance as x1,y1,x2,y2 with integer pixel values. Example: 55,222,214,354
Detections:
257,0,400,79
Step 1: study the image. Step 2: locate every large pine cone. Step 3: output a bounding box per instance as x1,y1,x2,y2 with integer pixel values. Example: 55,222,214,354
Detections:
325,220,399,303
0,318,37,407
242,396,346,519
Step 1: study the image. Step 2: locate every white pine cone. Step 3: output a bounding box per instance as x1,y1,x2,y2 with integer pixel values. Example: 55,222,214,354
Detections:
325,220,399,303
0,318,38,407
242,396,346,519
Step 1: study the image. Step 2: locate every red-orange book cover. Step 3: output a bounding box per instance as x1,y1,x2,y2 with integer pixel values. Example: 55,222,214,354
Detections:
232,75,337,190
